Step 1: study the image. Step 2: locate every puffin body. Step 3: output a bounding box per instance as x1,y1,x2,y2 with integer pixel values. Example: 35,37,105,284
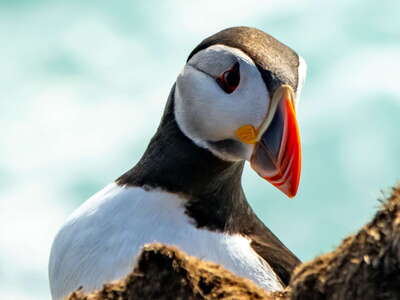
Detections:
50,184,285,298
49,27,307,300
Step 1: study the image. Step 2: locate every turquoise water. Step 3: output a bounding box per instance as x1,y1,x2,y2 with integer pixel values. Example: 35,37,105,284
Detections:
1,1,399,299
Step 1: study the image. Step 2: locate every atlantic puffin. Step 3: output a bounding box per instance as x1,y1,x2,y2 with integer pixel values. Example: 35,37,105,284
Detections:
49,26,307,300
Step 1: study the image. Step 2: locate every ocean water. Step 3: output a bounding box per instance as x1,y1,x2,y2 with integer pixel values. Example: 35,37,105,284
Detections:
1,1,399,299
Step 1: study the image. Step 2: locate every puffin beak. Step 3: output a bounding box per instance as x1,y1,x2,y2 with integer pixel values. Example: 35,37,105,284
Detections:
236,85,301,198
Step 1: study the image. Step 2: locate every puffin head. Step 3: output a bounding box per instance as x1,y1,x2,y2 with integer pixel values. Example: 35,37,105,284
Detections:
174,27,307,198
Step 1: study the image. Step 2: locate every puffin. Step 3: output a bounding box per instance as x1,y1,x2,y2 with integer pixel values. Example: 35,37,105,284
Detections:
49,26,307,300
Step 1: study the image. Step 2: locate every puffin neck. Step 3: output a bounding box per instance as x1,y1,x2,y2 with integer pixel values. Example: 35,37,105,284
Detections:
117,85,249,231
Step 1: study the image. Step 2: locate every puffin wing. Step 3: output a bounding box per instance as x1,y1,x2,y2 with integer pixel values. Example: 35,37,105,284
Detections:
244,216,301,286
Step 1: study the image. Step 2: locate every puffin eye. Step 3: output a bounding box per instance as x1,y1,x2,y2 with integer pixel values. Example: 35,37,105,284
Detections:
216,62,240,94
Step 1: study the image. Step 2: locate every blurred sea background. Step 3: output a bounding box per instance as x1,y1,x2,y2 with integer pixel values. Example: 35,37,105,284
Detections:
1,0,400,299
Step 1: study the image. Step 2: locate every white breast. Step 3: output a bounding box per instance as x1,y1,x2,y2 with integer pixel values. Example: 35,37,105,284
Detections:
49,183,283,300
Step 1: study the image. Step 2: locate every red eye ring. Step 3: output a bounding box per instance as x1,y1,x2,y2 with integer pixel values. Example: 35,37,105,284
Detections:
216,62,240,94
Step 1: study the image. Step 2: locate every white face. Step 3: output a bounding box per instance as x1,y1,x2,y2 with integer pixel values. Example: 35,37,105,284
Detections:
175,45,270,161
